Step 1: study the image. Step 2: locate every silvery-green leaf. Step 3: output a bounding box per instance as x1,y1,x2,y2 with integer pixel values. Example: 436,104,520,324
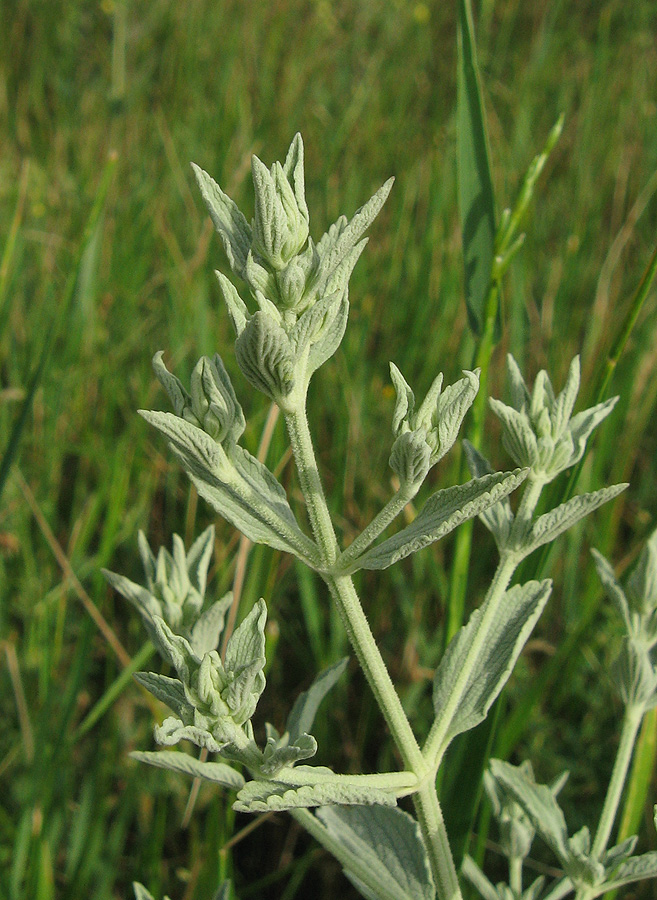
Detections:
235,311,296,401
131,750,245,790
133,671,192,720
432,580,551,746
260,732,318,775
292,290,341,355
155,715,226,753
462,855,500,900
282,133,308,221
225,599,267,697
141,411,314,560
603,835,638,871
389,431,432,488
489,759,570,863
101,569,161,621
489,398,538,468
567,396,618,464
286,657,348,743
245,249,278,300
551,356,580,438
506,355,530,412
520,484,628,557
317,805,435,900
315,179,394,285
215,271,249,336
462,441,514,549
627,528,657,617
234,767,399,812
190,593,233,656
344,470,526,572
591,549,632,632
323,238,367,298
430,369,479,462
616,638,657,707
595,853,657,895
523,877,546,900
192,164,251,278
307,292,349,375
186,525,215,597
152,351,191,417
389,363,415,435
151,617,196,680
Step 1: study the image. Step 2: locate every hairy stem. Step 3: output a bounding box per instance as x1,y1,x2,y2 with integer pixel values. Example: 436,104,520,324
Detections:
285,404,462,900
336,482,418,570
424,475,545,766
591,702,644,859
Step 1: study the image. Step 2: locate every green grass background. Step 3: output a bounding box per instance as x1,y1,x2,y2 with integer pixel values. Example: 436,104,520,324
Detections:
1,0,657,897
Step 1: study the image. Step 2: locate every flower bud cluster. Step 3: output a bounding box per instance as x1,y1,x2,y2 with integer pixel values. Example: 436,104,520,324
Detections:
152,351,245,447
489,355,617,482
192,134,393,407
388,363,479,488
593,529,657,710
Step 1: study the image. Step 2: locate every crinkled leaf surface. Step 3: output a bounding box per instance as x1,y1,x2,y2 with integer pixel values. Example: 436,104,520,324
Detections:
519,484,627,557
317,805,435,900
596,852,657,894
189,593,233,656
432,580,551,748
133,671,191,720
344,470,526,572
131,750,245,790
489,759,570,862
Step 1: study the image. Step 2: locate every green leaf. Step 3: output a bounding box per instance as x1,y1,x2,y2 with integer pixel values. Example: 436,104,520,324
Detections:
593,852,657,895
489,759,570,862
130,750,245,790
189,594,233,656
317,805,435,900
234,310,296,401
140,411,315,561
463,440,514,549
342,470,526,572
457,0,496,335
286,657,349,743
520,484,628,557
433,580,551,748
133,671,191,720
234,766,401,812
191,163,252,278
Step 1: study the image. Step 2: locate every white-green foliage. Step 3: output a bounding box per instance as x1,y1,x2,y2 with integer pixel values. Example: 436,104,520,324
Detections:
593,529,657,709
110,135,655,900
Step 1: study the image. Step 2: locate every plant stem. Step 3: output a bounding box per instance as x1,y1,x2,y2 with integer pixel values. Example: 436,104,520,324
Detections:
424,550,519,765
509,855,523,897
591,702,644,859
424,474,544,766
336,482,418,570
285,405,462,900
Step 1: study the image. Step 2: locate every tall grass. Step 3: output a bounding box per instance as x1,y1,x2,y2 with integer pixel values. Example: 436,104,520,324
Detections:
1,1,657,897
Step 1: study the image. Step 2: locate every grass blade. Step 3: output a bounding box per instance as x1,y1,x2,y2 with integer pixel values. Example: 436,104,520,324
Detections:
457,0,496,337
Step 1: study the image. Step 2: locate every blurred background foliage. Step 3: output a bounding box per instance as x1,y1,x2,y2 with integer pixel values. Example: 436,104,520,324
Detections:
1,0,657,897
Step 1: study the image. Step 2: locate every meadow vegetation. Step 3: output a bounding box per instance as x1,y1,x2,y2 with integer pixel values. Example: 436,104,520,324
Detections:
1,1,657,898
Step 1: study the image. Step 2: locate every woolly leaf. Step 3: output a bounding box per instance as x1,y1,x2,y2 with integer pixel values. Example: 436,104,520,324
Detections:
343,470,526,572
432,580,551,747
317,805,435,900
192,164,251,278
520,484,628,557
131,750,245,790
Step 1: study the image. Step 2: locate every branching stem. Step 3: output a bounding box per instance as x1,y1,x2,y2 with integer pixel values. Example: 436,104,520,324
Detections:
285,404,463,900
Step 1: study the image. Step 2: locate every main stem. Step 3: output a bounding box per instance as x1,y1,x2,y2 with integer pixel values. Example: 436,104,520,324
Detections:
591,702,643,859
285,404,462,900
